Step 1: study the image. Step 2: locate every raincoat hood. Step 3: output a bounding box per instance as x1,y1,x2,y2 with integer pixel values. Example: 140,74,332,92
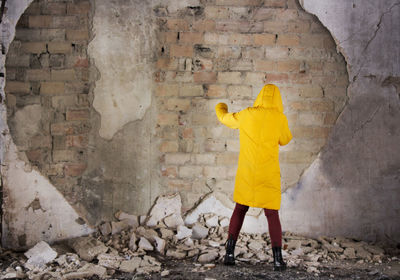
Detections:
253,84,283,113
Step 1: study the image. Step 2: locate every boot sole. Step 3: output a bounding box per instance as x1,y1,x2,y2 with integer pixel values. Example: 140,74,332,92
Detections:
273,266,287,271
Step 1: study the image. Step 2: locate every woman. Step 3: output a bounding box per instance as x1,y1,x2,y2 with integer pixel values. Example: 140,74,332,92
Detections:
215,84,292,271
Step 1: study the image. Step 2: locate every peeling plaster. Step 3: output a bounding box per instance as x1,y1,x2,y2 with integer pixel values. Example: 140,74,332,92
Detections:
88,0,157,140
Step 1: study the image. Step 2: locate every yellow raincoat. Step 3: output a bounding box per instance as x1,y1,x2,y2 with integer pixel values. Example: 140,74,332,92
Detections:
215,84,292,210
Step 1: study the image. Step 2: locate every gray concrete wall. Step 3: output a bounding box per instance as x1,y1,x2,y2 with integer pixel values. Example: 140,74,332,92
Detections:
281,0,400,243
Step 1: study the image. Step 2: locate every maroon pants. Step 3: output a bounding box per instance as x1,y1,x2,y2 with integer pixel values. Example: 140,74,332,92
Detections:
228,203,282,247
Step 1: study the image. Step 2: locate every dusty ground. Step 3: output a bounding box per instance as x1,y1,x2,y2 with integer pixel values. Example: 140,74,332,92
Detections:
112,256,400,280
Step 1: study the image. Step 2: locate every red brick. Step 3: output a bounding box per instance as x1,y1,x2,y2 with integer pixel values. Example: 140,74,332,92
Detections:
157,113,178,126
66,135,88,148
192,20,216,32
74,57,89,68
26,150,42,162
160,141,179,153
170,45,193,57
194,72,217,83
65,163,87,177
228,34,253,45
66,109,89,121
156,84,179,96
254,34,275,45
157,57,178,70
265,73,289,83
29,16,52,28
179,32,204,44
254,60,275,71
161,166,178,178
276,60,300,72
277,34,299,46
167,19,189,31
182,128,194,139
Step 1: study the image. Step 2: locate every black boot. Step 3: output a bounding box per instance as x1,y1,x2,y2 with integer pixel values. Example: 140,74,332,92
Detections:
224,238,236,265
272,247,286,271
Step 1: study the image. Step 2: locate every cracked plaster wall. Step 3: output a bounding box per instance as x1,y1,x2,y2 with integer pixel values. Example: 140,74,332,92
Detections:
0,0,93,249
281,0,400,243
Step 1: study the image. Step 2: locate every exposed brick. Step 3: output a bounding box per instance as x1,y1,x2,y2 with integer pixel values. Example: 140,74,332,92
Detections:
313,127,331,138
229,60,253,71
265,47,289,59
277,34,300,46
51,69,76,81
157,113,179,126
193,58,213,71
66,135,88,148
166,19,189,31
203,166,228,178
66,29,89,41
291,73,312,84
253,8,275,21
242,47,264,59
300,34,325,48
192,20,216,32
182,128,194,138
48,42,72,54
160,32,178,44
41,82,65,95
157,58,178,70
67,1,91,14
51,122,90,135
65,163,87,177
52,150,78,162
226,139,240,152
156,84,179,97
254,60,275,71
205,84,226,98
194,72,217,83
73,57,89,68
218,72,242,84
228,34,253,45
51,16,79,29
204,6,229,19
179,32,204,44
204,33,229,45
165,71,193,83
5,82,31,94
66,109,89,121
42,3,67,15
276,9,298,21
160,141,179,153
161,166,178,178
170,45,193,57
254,34,275,45
205,139,225,152
26,69,51,81
288,21,311,33
217,46,241,58
227,85,252,99
280,150,313,164
29,16,52,28
25,3,40,15
193,154,216,165
263,0,286,8
165,153,191,165
244,72,267,85
26,149,42,162
298,86,323,98
265,73,289,83
6,55,30,67
21,42,47,54
276,60,300,72
179,165,203,178
179,84,203,97
264,21,287,33
167,179,191,190
216,153,238,165
166,98,191,112
216,21,263,33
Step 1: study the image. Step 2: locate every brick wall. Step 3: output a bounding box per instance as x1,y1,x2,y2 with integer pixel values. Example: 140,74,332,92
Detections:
5,0,91,200
154,0,348,208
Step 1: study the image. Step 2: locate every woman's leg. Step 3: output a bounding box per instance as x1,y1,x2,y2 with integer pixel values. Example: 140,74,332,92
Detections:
264,209,286,271
228,203,249,240
264,209,282,247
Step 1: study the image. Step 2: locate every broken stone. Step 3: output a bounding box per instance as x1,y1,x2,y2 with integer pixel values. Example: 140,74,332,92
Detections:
356,247,372,259
136,226,159,242
208,240,220,248
198,251,219,263
129,232,138,252
140,215,147,225
24,241,57,270
115,211,139,229
205,214,219,228
63,263,107,279
161,270,170,276
163,213,184,228
138,237,154,251
219,217,229,228
119,257,142,273
99,222,112,236
188,248,200,257
184,238,194,247
287,239,302,250
176,225,193,240
111,220,130,235
344,247,356,259
364,244,385,255
154,236,166,254
248,240,264,252
160,228,175,239
97,253,125,269
69,236,108,262
166,249,186,259
147,193,182,227
192,223,209,240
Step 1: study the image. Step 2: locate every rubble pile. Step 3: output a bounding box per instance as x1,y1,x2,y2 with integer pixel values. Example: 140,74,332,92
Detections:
0,194,393,279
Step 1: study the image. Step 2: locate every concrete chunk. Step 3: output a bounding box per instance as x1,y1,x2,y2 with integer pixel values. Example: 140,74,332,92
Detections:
24,241,57,270
69,236,108,262
147,193,182,227
176,225,192,240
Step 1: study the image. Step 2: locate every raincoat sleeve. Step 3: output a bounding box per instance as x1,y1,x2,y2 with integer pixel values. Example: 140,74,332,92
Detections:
279,115,292,146
215,103,241,129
